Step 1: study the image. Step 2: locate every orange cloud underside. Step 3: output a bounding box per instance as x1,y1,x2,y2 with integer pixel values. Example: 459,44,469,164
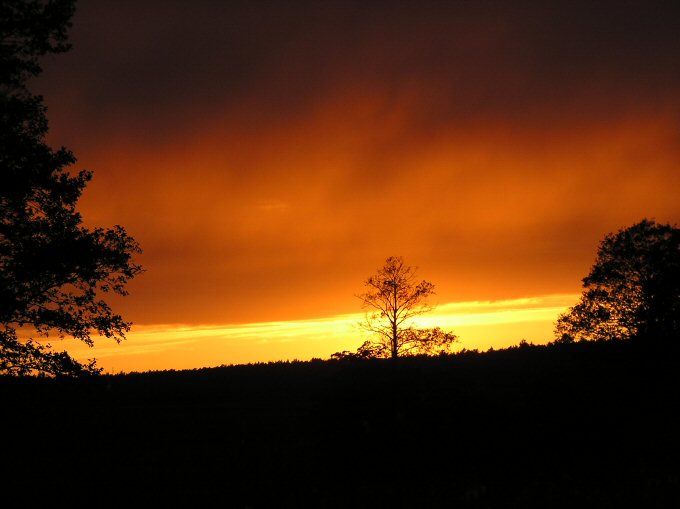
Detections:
73,97,680,326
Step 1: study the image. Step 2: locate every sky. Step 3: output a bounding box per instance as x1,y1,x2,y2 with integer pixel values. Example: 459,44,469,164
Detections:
33,0,680,372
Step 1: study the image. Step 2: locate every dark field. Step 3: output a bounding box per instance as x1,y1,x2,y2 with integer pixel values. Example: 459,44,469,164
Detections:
2,339,679,508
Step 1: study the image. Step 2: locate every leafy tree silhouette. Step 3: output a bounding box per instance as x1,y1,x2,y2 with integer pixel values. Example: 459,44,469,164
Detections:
334,256,457,360
555,218,680,343
0,0,143,376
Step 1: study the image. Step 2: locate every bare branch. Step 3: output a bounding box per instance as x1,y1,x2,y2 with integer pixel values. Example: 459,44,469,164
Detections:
348,256,455,360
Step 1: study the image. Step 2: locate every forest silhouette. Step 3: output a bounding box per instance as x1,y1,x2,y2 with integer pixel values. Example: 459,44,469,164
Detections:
2,338,679,507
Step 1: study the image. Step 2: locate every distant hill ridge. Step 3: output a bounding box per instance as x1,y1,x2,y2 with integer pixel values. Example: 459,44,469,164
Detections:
2,338,679,508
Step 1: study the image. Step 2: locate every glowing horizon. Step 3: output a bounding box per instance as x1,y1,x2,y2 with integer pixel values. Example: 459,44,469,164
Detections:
53,293,578,373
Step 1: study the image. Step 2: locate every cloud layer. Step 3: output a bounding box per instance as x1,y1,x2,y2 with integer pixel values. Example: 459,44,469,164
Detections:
36,0,680,328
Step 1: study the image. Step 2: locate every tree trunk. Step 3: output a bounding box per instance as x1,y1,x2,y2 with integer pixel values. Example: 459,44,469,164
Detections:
391,281,398,360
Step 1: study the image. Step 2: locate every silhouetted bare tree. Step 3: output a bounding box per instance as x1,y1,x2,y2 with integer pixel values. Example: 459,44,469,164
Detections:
0,0,142,376
349,256,457,360
555,219,680,343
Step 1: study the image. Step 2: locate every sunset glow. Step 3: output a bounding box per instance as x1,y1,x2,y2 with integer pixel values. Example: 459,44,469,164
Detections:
53,294,577,373
31,1,680,372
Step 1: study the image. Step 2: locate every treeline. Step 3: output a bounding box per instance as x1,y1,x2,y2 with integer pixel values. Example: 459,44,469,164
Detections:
2,338,679,508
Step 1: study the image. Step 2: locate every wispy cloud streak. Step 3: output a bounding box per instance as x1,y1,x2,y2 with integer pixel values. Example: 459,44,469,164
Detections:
56,294,578,372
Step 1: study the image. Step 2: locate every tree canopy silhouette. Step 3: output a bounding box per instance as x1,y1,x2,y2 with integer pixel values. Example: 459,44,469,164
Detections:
336,256,457,360
1,0,143,376
555,219,680,343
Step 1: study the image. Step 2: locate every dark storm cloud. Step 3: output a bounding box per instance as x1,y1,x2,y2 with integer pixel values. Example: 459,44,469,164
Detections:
40,0,680,143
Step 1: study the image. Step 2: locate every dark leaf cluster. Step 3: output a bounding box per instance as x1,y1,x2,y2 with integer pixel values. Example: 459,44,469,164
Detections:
556,219,680,343
1,0,142,376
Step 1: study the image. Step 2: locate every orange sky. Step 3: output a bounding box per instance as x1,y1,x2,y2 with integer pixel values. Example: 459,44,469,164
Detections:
35,0,680,371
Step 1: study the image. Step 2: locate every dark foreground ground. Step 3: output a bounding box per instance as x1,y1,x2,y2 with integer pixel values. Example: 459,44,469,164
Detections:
2,339,679,508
